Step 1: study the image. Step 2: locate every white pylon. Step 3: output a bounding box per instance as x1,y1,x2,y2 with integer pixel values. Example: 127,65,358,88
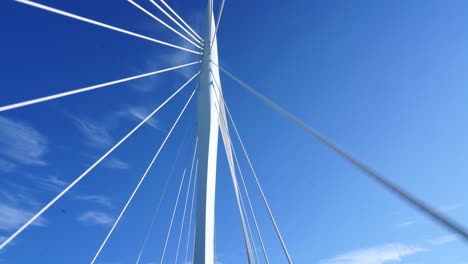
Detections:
194,2,254,263
193,2,222,263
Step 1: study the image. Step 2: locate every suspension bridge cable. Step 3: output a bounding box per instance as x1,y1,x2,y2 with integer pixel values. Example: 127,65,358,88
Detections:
217,94,255,264
159,132,198,264
209,68,293,263
233,143,270,264
220,130,254,264
159,142,195,264
174,139,198,264
90,88,197,264
240,188,260,264
213,61,468,244
208,0,213,46
90,89,195,263
148,0,203,45
0,72,199,252
210,0,225,50
211,73,268,263
134,121,196,264
191,222,197,263
184,162,198,264
127,0,202,49
0,61,200,112
210,70,268,259
159,0,204,42
159,168,186,264
14,0,201,55
209,70,255,263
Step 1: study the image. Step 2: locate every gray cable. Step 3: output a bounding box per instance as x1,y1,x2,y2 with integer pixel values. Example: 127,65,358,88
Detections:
213,60,468,244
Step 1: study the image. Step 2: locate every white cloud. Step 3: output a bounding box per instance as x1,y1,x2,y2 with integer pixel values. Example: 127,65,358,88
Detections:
0,203,46,231
127,70,162,93
395,221,416,229
102,157,130,170
0,187,47,232
38,175,68,193
319,243,425,264
0,186,42,208
128,36,200,93
79,211,114,226
0,116,47,166
160,48,199,79
74,195,113,208
127,107,165,132
428,234,459,246
72,116,113,148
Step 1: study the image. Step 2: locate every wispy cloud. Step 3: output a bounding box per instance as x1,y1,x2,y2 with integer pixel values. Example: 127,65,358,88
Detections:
38,175,68,193
0,186,48,232
0,186,41,208
127,33,200,93
111,105,165,133
0,203,46,231
160,47,199,79
127,65,163,93
74,195,113,208
72,116,113,148
395,221,416,229
0,116,48,166
319,243,425,264
428,234,459,246
102,157,130,170
79,211,114,226
127,107,165,132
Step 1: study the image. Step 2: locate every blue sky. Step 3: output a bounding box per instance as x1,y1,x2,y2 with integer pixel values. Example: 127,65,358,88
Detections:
1,0,468,263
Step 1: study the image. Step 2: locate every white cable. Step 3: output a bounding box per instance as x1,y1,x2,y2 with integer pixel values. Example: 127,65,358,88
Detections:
174,139,198,264
191,222,197,263
218,101,255,264
210,67,291,262
210,75,261,263
135,122,195,264
90,87,196,264
160,165,188,264
0,72,199,252
233,145,270,264
240,189,260,264
222,94,293,264
220,136,254,264
208,0,213,45
148,0,203,45
127,0,202,49
159,0,203,42
211,71,270,263
0,61,200,112
210,0,225,49
208,70,254,263
15,0,201,54
184,161,198,264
